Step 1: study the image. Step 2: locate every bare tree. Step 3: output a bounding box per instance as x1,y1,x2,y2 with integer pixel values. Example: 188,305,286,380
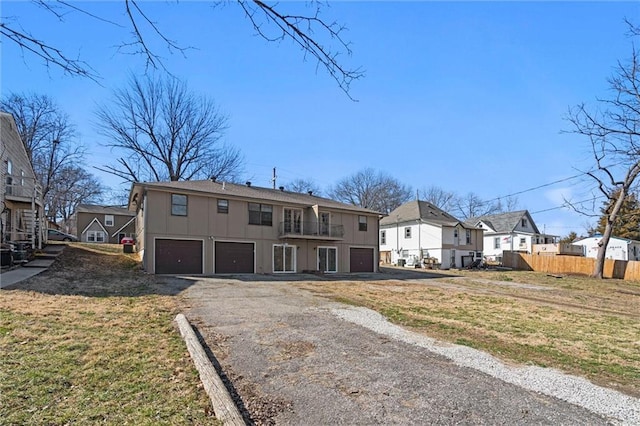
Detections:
50,166,105,224
0,93,76,165
1,92,85,220
285,178,323,195
95,74,242,183
566,24,640,278
417,186,456,211
2,1,363,98
452,192,502,220
329,168,412,214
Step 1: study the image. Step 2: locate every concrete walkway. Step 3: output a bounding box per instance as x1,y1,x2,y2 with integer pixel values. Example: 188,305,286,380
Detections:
0,244,65,289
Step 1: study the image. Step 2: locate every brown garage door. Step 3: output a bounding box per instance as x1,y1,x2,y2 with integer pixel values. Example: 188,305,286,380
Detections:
350,248,374,272
155,239,203,274
215,242,254,274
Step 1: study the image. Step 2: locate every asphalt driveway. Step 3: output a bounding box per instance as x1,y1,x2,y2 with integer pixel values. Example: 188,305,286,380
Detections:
179,275,617,425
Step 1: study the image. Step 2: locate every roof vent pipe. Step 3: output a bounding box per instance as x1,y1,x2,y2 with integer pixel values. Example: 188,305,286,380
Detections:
279,186,284,191
308,191,313,196
246,181,251,187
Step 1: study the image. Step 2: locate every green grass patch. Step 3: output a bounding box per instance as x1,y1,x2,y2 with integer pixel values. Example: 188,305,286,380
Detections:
0,294,217,425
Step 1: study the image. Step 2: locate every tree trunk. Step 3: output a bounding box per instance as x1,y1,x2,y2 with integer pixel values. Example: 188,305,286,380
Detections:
592,190,627,278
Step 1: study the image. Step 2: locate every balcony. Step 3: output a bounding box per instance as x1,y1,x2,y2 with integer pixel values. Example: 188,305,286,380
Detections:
4,183,43,206
278,221,344,240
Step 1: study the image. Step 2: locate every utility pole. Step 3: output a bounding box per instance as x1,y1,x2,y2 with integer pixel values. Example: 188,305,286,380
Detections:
272,167,277,189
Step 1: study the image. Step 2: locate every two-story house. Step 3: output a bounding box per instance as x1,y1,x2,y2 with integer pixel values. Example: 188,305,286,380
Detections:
75,204,136,244
466,210,558,263
379,200,484,269
0,112,45,248
127,180,382,274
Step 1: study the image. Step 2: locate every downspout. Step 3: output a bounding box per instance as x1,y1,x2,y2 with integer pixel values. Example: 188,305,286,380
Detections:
31,185,35,249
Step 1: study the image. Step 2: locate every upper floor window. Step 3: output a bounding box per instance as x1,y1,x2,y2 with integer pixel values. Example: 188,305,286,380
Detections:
521,218,528,227
20,170,25,185
465,229,471,244
217,199,229,214
6,159,12,175
381,230,386,245
358,215,367,231
105,215,114,227
404,227,411,239
249,203,272,226
454,228,458,238
171,194,188,216
494,237,500,249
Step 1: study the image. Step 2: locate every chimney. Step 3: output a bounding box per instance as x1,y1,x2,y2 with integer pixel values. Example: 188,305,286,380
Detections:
246,181,251,187
308,190,313,196
279,186,284,191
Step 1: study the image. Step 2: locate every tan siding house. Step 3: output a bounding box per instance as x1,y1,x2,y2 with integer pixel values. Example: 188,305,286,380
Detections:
75,204,136,244
0,112,45,247
128,180,381,275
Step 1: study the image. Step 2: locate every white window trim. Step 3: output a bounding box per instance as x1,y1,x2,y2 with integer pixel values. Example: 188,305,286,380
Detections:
317,246,338,273
273,244,296,273
105,214,115,227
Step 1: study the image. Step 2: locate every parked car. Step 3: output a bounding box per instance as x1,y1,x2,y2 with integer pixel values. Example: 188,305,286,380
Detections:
47,229,78,242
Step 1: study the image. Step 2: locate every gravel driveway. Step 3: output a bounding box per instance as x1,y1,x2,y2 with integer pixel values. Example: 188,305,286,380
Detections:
179,275,637,425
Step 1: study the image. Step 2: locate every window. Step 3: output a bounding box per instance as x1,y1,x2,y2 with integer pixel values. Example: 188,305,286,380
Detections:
284,208,302,234
273,244,296,273
358,215,367,231
318,247,337,273
380,230,386,245
320,212,330,236
105,215,114,227
521,218,528,227
520,237,526,245
249,203,272,226
404,227,411,239
217,199,229,214
454,228,458,238
87,231,105,242
6,159,12,175
466,229,471,244
20,170,25,185
171,194,188,216
494,237,500,249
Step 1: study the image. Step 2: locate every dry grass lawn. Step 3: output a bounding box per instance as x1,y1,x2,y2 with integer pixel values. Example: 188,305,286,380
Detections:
0,244,217,425
296,267,640,398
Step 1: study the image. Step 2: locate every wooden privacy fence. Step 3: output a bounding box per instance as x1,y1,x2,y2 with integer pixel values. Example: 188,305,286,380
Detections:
502,251,640,281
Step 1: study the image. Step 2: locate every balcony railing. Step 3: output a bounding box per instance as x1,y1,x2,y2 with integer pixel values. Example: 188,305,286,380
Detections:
278,221,344,239
4,183,42,203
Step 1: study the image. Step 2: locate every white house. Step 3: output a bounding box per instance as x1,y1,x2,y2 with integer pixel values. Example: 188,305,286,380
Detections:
379,200,484,269
466,210,558,263
572,235,640,261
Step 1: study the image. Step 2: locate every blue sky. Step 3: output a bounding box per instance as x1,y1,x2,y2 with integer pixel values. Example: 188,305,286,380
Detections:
2,1,640,237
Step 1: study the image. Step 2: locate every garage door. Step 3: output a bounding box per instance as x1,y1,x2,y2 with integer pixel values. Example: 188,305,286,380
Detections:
215,242,255,274
155,239,203,274
350,248,374,272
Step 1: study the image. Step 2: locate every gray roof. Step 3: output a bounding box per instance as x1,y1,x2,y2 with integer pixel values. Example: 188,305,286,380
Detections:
466,210,540,234
380,200,464,227
130,180,382,215
76,204,135,216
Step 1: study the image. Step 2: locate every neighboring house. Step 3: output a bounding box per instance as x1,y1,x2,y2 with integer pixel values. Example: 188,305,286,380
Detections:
0,112,45,248
572,235,640,261
127,180,382,274
75,204,136,244
379,200,484,269
466,210,558,262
